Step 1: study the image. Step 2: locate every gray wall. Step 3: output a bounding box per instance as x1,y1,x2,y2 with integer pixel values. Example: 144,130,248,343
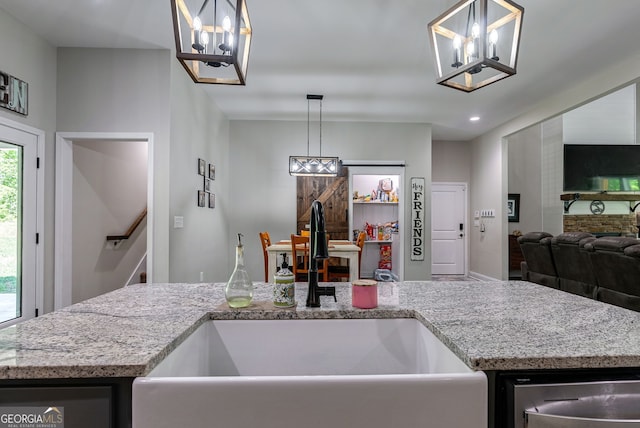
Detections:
0,8,57,312
471,53,640,280
432,140,471,183
168,58,231,283
507,125,543,235
229,120,432,282
57,47,233,286
57,48,173,283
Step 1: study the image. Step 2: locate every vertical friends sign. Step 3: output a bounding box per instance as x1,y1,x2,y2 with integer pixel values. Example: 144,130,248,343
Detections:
0,71,28,116
410,177,425,261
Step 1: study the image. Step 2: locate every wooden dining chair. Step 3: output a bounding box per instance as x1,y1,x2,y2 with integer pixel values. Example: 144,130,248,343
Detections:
259,231,271,282
328,231,366,282
290,234,328,282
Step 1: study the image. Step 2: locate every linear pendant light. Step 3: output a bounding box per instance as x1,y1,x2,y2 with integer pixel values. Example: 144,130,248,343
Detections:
289,95,340,177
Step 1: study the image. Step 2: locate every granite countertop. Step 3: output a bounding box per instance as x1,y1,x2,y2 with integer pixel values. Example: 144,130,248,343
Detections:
0,280,639,379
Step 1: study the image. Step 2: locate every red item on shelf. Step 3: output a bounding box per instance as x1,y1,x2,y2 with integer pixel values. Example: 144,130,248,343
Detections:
379,244,392,269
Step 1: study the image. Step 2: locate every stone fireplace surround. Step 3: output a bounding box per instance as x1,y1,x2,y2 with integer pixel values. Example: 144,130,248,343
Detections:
563,214,638,237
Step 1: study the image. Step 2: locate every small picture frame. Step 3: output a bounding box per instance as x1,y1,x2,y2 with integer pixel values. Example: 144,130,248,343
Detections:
198,158,206,176
197,190,206,207
208,193,215,209
507,193,520,223
204,178,211,192
208,163,215,180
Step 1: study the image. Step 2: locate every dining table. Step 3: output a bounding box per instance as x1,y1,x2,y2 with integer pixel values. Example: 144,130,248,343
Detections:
266,239,361,283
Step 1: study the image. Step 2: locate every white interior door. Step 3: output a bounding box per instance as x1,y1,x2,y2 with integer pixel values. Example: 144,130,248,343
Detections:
431,183,466,275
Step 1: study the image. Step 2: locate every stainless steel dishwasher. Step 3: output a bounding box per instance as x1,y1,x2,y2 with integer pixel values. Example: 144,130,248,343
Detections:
513,379,640,427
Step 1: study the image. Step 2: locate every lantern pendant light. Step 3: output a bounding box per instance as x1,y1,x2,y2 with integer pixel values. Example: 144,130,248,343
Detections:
428,0,524,92
170,0,252,85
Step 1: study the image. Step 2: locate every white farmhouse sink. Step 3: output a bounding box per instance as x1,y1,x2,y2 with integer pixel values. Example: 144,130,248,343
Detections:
133,318,487,428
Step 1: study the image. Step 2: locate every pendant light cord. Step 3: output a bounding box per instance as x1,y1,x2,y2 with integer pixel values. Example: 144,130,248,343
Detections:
305,95,324,157
319,99,323,157
307,98,310,156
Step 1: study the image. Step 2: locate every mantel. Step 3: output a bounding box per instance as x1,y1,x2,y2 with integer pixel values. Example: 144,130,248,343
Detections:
561,193,640,213
560,193,640,201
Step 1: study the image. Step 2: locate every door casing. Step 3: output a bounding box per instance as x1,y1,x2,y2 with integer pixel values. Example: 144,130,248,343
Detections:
55,132,154,310
0,116,44,326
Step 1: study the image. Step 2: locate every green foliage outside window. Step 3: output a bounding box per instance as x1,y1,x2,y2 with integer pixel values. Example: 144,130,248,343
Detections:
0,149,18,222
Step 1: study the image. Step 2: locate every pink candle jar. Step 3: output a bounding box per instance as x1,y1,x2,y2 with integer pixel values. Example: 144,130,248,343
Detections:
352,279,378,309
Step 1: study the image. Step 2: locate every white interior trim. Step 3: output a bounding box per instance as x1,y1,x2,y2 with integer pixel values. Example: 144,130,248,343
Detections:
55,132,154,310
347,165,406,281
0,116,45,323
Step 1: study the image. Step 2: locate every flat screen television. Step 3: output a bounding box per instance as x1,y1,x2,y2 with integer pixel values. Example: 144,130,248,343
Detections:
563,144,640,192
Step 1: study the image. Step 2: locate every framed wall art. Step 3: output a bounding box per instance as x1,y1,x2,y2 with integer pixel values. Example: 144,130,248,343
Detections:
198,158,206,176
507,193,520,222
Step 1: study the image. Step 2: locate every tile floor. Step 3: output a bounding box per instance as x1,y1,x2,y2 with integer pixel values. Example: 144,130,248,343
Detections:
431,275,478,282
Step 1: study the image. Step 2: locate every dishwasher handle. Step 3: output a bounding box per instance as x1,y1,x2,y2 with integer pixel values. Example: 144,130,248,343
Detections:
526,410,640,428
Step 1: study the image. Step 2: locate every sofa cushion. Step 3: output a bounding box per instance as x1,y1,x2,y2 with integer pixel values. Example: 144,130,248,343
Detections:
588,236,640,252
517,231,553,244
551,232,594,245
623,244,640,258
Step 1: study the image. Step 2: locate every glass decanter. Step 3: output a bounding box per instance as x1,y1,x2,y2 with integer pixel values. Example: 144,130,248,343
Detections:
225,233,253,308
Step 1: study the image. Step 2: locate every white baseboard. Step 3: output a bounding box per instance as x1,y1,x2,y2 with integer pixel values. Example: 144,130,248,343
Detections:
468,271,499,282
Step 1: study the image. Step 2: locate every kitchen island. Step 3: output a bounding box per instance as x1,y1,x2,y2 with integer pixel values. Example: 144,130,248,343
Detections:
0,280,639,427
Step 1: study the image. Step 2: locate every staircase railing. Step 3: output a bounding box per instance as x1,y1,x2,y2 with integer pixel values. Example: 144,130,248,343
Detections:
106,207,147,246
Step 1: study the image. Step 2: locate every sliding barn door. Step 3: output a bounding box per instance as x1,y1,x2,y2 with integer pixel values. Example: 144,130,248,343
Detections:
296,167,349,240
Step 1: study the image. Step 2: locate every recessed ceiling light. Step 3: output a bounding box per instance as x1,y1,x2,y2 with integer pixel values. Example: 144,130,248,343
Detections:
470,116,480,121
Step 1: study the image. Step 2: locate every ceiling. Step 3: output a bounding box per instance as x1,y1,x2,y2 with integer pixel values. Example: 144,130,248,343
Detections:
1,0,639,141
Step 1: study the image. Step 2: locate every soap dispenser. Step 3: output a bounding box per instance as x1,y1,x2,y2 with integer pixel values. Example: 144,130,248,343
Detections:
225,233,253,308
273,253,295,308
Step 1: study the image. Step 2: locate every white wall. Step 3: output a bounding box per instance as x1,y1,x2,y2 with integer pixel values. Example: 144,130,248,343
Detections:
56,48,172,283
168,59,231,283
0,8,57,312
229,120,432,282
72,140,147,302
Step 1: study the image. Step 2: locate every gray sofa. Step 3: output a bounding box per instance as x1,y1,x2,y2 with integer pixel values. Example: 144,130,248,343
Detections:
550,232,597,298
517,232,558,289
518,232,640,312
585,237,640,312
